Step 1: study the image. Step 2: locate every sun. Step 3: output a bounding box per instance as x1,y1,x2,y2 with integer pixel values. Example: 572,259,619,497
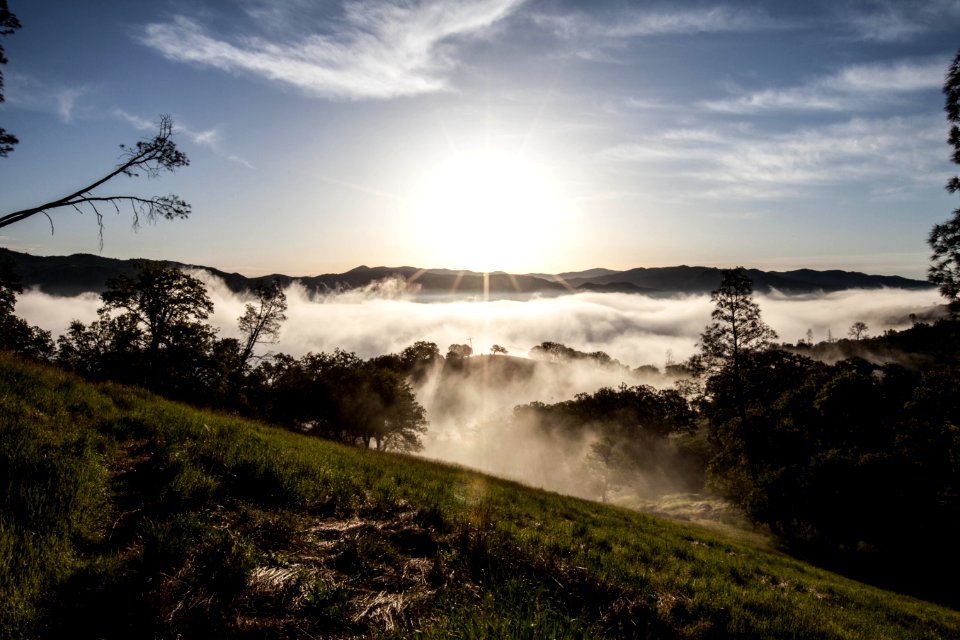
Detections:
406,149,574,273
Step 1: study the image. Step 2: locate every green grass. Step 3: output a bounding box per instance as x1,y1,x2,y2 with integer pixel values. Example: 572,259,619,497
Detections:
1,353,959,638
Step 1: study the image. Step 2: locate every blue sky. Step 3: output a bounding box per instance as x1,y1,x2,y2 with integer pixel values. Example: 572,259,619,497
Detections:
1,0,958,277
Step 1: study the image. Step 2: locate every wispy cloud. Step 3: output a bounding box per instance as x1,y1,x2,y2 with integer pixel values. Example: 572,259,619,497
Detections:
5,72,88,122
840,0,960,42
55,88,84,123
599,116,944,200
139,0,526,100
112,108,249,166
533,5,777,40
703,58,946,114
113,108,219,148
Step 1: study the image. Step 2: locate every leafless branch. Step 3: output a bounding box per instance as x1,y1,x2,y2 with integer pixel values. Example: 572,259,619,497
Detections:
0,115,190,236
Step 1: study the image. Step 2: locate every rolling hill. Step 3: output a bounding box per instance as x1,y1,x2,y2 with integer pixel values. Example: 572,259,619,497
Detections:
2,354,958,638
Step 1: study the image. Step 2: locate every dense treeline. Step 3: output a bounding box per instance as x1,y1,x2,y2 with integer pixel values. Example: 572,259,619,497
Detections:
2,258,431,452
704,348,960,597
695,268,960,605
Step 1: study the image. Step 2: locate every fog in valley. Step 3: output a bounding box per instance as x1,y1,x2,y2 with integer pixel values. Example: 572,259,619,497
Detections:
14,272,942,506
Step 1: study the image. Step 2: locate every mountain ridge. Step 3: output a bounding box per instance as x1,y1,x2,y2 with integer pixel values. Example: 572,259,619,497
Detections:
0,248,933,298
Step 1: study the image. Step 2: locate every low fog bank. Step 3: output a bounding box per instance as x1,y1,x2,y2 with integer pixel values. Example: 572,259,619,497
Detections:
16,272,942,368
13,273,942,503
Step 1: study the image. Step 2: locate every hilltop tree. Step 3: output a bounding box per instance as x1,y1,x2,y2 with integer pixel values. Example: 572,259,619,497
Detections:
929,49,960,310
490,344,508,355
696,267,777,377
0,115,190,242
848,321,869,340
0,1,20,157
399,340,441,382
446,343,473,360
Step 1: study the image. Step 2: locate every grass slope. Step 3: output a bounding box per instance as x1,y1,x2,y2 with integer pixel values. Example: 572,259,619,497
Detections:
2,354,958,638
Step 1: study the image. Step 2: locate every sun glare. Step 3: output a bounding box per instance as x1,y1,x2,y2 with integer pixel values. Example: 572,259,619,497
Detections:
407,149,574,273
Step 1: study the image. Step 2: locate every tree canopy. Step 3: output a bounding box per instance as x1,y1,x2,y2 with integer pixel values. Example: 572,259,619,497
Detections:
0,1,20,158
929,49,960,310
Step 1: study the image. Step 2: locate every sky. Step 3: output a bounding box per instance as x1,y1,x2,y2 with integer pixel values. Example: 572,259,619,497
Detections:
1,0,959,277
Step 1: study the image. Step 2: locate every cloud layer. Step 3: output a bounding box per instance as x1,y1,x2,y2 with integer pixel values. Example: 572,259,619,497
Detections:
17,272,940,369
703,59,946,114
600,114,943,200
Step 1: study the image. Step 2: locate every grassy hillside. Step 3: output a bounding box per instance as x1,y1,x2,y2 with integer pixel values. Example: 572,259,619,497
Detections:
2,354,959,638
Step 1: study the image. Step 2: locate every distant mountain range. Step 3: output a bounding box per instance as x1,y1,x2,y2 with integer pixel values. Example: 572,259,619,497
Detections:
0,248,933,298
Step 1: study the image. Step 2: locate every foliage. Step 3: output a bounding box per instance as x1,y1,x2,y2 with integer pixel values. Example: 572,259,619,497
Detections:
929,49,960,309
100,261,214,353
703,349,960,604
515,384,703,499
0,257,54,359
694,266,777,378
255,349,428,451
528,341,626,369
398,339,442,382
446,342,473,360
58,262,218,401
0,3,20,157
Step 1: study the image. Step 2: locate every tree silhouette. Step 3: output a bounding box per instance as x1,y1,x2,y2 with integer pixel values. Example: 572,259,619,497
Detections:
446,343,473,359
490,344,508,355
100,261,214,363
237,280,287,368
0,254,53,358
0,115,190,243
696,267,776,482
697,267,777,377
0,1,20,157
848,321,868,340
929,49,960,311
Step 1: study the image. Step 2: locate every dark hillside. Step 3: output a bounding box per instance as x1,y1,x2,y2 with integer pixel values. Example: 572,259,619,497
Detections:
566,265,932,294
789,319,960,368
2,355,959,638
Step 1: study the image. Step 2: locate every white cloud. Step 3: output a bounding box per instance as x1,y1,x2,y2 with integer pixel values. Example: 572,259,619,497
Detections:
140,1,527,101
703,58,946,114
55,88,84,123
112,108,158,132
842,0,960,42
5,72,88,122
17,276,938,374
598,115,944,200
533,5,775,40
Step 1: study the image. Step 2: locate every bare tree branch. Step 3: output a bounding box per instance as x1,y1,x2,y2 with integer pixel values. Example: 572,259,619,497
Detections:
0,115,191,234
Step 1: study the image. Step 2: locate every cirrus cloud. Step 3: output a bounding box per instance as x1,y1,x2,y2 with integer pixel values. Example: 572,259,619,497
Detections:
140,0,527,101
